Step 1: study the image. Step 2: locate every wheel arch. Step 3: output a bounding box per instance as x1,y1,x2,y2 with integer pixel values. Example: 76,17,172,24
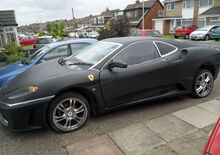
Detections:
198,62,217,79
48,87,99,117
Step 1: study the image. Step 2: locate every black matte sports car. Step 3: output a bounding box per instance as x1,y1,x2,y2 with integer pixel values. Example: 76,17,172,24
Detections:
0,37,220,133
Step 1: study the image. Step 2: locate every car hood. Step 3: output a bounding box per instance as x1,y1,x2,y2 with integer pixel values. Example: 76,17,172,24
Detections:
0,62,30,88
1,59,91,94
190,31,208,35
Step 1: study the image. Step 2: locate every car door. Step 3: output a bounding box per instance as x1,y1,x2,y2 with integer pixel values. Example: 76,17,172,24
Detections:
99,41,169,107
211,27,220,39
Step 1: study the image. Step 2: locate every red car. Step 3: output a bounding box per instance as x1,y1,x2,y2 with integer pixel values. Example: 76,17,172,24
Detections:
202,118,220,155
19,36,38,46
174,25,198,39
132,29,162,37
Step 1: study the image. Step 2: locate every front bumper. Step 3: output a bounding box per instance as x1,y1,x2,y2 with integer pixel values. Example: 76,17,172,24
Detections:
0,96,54,131
190,35,205,40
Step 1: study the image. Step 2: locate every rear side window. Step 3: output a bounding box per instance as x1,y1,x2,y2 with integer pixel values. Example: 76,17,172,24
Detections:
147,31,162,37
154,41,177,56
113,41,159,66
134,31,142,36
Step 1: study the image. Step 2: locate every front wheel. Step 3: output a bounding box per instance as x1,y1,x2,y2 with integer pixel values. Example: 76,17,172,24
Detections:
192,69,214,98
48,92,90,133
204,35,210,41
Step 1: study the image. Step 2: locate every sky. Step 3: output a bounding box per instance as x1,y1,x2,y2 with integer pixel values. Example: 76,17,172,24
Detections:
0,0,163,26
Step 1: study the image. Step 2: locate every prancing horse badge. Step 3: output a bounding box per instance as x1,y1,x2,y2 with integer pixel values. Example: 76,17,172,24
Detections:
88,74,94,81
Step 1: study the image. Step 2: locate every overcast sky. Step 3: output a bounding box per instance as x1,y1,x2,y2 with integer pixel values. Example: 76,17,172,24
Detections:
0,0,163,26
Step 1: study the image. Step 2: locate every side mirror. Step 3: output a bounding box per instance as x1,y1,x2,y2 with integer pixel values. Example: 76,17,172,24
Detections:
107,61,127,71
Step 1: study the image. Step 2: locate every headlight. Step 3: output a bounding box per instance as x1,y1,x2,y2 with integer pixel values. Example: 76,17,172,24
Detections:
8,86,38,99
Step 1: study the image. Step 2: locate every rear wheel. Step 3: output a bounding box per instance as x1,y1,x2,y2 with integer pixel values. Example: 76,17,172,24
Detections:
48,92,90,133
175,36,178,39
192,69,214,98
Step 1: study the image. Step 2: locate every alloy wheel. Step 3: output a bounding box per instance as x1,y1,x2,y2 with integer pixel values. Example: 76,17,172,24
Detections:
195,72,213,97
52,98,88,132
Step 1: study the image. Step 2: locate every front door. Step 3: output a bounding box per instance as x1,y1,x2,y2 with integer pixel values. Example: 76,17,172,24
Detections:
100,41,169,107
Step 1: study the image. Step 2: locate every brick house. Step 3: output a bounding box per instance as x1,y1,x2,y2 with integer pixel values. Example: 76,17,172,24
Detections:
124,0,164,29
153,0,220,35
0,10,19,47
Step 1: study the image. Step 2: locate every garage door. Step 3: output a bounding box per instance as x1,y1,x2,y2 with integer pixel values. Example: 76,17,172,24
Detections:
155,20,163,35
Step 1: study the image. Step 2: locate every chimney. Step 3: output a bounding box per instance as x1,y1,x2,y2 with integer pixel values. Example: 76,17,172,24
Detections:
136,0,141,5
193,0,199,26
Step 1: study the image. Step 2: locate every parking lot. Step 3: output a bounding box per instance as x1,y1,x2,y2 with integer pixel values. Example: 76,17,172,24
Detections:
0,40,220,155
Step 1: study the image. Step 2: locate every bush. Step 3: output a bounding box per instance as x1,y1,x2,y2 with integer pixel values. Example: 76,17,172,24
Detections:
2,42,25,64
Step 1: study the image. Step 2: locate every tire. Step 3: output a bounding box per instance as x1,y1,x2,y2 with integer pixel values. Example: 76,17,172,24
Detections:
192,69,214,98
185,34,189,39
48,92,90,133
204,35,210,41
215,38,219,41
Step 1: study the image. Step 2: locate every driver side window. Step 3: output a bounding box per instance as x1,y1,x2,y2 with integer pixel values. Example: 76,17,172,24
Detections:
42,45,68,61
113,42,159,66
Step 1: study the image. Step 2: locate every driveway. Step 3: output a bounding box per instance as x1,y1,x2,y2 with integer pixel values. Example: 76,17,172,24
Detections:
0,40,220,155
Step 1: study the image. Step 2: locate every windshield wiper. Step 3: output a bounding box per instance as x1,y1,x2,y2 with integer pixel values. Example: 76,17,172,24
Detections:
58,58,69,66
67,62,93,66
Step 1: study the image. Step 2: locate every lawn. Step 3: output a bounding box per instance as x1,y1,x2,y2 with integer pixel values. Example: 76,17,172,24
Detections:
163,35,175,40
22,45,33,50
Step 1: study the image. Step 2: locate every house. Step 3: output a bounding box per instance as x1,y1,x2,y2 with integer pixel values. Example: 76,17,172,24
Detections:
91,9,123,29
124,0,164,29
153,0,220,35
200,6,220,25
0,10,19,47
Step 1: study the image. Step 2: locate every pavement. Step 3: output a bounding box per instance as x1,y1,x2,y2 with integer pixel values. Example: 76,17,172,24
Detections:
0,40,220,155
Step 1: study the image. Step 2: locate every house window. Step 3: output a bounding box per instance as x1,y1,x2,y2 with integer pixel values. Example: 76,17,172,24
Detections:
182,19,193,25
200,0,213,7
167,2,175,11
183,0,194,8
158,10,164,17
211,17,220,25
125,10,139,19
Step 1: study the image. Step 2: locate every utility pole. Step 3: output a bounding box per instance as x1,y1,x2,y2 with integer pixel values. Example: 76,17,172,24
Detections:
72,8,75,20
142,0,145,30
193,0,199,26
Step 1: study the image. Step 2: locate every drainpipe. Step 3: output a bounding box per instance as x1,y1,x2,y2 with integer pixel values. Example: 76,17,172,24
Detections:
142,0,145,30
193,0,199,26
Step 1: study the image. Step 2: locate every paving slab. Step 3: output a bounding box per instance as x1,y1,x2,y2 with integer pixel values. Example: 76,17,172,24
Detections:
173,106,219,128
109,123,166,155
66,134,123,155
197,99,220,116
168,130,209,155
202,124,215,134
144,115,197,142
143,144,178,155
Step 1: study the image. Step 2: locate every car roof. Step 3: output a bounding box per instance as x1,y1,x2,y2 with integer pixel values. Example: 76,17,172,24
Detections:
102,37,172,45
135,29,158,32
47,38,97,48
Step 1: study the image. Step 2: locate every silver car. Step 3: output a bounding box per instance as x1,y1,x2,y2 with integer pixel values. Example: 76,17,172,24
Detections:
33,36,56,49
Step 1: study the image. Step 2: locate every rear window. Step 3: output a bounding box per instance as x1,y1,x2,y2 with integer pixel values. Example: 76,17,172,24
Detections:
155,41,177,56
36,38,53,44
147,31,162,37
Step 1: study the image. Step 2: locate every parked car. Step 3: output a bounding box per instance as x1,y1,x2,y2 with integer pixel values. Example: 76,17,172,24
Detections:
0,37,219,133
132,29,162,37
174,25,198,39
202,118,220,155
190,25,220,41
86,32,99,38
68,32,79,38
0,39,97,88
33,36,56,49
210,27,220,41
19,36,38,46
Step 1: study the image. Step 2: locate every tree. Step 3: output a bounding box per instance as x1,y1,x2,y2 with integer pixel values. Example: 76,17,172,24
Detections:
98,19,130,40
49,23,65,40
46,23,52,34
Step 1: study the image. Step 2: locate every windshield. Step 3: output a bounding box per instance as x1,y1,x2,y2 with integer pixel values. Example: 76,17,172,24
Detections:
197,26,213,31
22,46,49,64
68,41,120,65
147,31,162,37
36,38,53,44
